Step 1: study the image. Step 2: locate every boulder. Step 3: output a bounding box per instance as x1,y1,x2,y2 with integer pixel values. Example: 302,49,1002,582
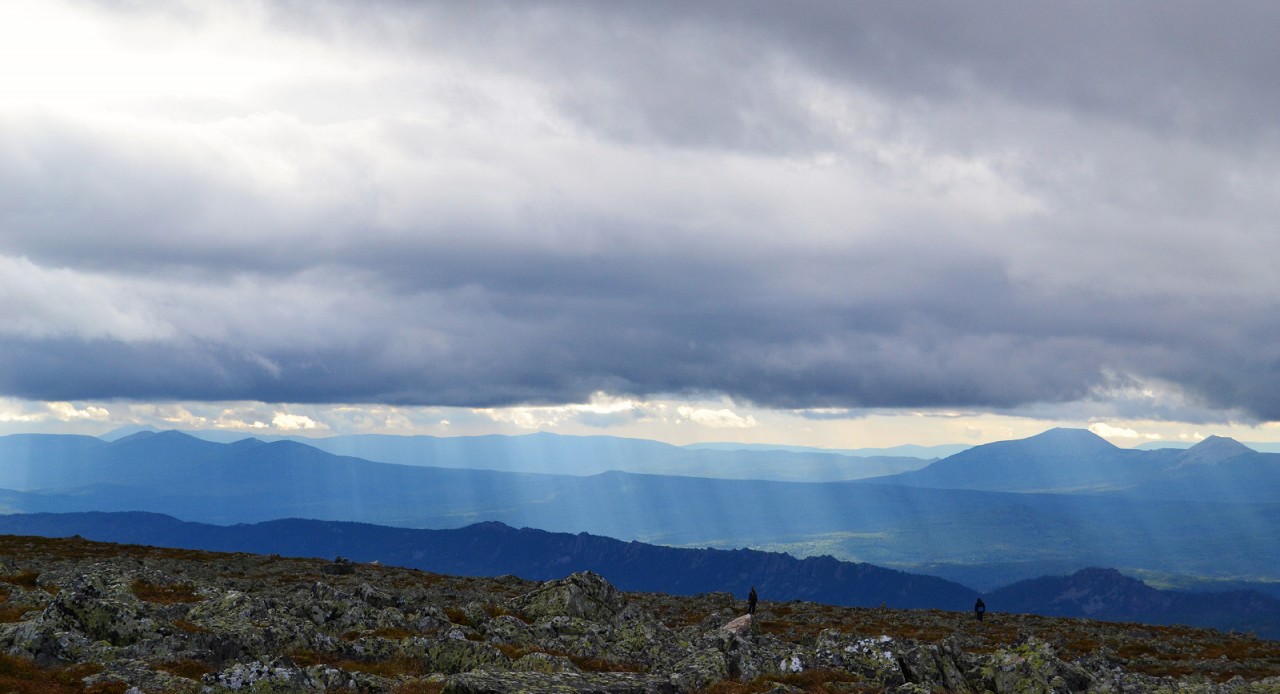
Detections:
897,641,970,692
977,638,1094,694
510,572,628,624
721,614,753,636
511,651,580,673
201,656,385,692
41,571,159,647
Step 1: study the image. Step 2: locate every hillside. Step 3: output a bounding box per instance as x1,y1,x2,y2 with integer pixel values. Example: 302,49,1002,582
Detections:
988,568,1280,638
3,511,1277,639
0,511,976,611
1,534,1278,693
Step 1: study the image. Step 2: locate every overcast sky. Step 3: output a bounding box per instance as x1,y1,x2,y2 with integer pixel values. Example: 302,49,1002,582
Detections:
2,1,1279,447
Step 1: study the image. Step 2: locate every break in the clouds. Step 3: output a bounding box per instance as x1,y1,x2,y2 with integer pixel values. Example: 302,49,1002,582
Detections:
3,1,1280,424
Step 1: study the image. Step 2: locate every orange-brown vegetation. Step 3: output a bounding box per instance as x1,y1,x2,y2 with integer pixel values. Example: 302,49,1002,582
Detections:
154,658,216,680
0,569,41,589
0,654,105,694
130,578,201,604
698,669,875,694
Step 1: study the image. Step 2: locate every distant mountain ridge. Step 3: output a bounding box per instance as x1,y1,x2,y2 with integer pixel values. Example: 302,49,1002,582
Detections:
1137,439,1280,453
875,427,1280,501
989,567,1280,637
97,428,933,483
93,427,1280,502
683,441,971,459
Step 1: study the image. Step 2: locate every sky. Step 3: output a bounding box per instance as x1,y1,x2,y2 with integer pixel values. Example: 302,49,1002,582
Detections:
3,1,1280,449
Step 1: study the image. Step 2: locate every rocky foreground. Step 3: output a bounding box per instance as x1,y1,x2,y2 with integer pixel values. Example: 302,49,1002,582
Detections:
0,535,1278,693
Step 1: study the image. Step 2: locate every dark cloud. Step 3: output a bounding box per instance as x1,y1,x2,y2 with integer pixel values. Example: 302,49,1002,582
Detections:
299,1,1280,151
4,0,1280,424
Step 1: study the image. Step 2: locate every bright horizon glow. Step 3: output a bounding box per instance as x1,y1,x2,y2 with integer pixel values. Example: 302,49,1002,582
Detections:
3,395,1279,450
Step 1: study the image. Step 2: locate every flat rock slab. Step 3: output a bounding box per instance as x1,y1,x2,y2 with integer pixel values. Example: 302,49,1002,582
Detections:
721,614,752,636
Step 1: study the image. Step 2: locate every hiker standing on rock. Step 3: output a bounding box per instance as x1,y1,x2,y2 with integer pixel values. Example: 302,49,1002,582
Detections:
748,586,758,615
974,598,986,622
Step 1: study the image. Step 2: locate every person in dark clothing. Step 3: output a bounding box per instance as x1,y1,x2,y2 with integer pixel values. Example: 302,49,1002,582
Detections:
974,598,986,622
748,587,758,615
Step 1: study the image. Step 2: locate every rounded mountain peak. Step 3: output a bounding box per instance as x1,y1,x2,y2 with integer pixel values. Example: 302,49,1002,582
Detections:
1020,427,1116,450
1177,435,1254,465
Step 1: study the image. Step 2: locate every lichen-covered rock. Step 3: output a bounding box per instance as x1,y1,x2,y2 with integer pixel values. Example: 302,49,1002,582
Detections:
528,615,612,660
810,629,906,687
0,618,110,664
412,604,453,633
511,651,580,673
602,613,677,670
510,571,628,624
482,613,536,646
978,637,1093,693
201,656,386,692
671,647,728,691
42,570,159,646
897,640,971,692
85,657,202,694
416,637,511,674
184,585,343,660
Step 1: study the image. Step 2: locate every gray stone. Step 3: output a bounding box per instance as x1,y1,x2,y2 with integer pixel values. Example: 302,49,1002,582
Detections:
721,614,752,636
511,651,580,673
510,572,627,624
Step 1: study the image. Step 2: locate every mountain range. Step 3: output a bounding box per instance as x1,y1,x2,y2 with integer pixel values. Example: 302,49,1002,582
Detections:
99,426,936,482
1,428,1278,593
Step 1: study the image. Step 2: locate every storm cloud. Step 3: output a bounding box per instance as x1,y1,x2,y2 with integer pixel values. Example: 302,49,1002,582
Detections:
3,0,1280,422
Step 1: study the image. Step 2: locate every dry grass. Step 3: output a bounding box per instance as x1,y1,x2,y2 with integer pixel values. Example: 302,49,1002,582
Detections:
284,649,330,668
154,658,216,680
0,535,217,564
758,619,827,639
0,653,107,694
699,669,876,694
334,656,428,678
0,604,36,623
391,681,445,694
131,578,201,604
341,626,417,641
388,572,447,590
444,607,469,625
0,570,41,589
170,618,210,634
288,650,429,679
481,603,516,620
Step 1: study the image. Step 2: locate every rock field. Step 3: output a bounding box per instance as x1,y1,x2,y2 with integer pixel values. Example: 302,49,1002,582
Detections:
0,534,1278,693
